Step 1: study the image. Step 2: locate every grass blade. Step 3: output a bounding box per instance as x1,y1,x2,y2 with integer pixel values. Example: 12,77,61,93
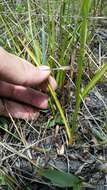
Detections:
42,21,47,65
18,37,40,66
56,0,66,87
27,0,41,65
81,63,107,99
48,84,71,142
0,15,21,54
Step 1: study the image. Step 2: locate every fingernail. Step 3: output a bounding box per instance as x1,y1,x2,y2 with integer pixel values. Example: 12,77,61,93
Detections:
38,65,50,72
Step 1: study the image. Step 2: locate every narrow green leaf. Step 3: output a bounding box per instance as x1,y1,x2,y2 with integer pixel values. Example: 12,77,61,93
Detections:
48,84,71,142
0,15,21,54
80,0,92,17
40,168,81,188
50,15,56,68
0,125,20,141
81,63,107,99
42,24,46,65
47,0,51,54
56,0,66,87
27,0,41,65
18,37,40,66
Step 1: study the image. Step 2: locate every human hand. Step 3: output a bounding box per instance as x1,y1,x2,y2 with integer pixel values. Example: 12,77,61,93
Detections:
0,47,57,120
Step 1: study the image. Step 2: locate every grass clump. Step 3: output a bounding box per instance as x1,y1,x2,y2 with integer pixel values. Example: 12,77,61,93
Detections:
0,0,107,189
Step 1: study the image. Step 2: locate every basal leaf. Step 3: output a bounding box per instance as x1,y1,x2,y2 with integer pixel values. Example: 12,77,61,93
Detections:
40,168,81,188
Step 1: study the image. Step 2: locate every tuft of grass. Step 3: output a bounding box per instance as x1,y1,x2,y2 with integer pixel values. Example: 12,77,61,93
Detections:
56,0,66,87
0,167,19,190
0,0,107,144
71,0,107,140
72,0,92,134
0,0,71,142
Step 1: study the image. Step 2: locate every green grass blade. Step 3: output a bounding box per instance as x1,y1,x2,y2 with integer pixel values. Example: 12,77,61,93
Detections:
42,22,47,65
56,0,66,87
48,84,71,142
81,63,107,99
27,0,33,39
47,0,51,56
3,0,24,33
50,15,56,68
51,17,56,58
27,0,41,65
0,124,20,141
0,15,21,54
18,37,40,66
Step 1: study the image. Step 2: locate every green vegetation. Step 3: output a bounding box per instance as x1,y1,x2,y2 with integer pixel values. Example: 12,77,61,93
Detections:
0,0,107,189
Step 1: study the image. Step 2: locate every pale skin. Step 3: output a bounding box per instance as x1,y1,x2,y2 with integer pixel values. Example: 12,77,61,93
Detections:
0,47,57,120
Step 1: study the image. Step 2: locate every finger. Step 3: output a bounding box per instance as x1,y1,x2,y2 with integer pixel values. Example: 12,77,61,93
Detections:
0,47,51,87
0,81,48,109
0,99,39,120
37,76,57,92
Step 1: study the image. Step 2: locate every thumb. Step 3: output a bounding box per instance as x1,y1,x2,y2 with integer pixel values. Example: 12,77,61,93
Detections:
0,48,50,87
